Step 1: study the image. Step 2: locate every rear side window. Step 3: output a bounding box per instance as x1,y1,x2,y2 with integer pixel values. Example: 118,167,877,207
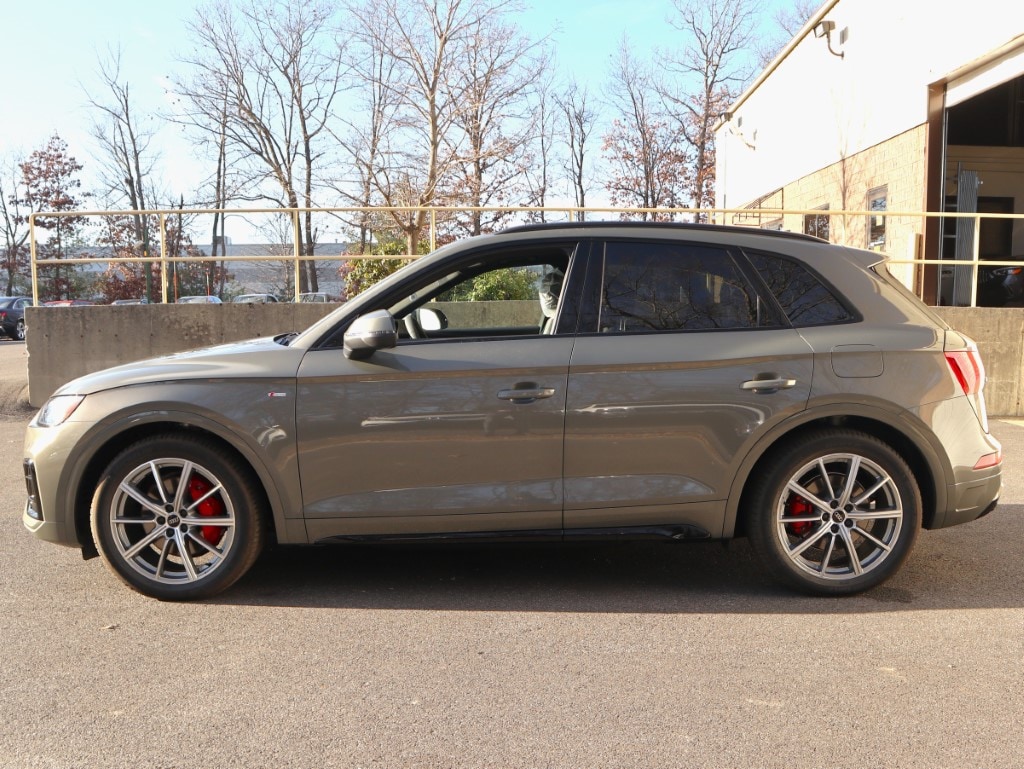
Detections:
584,241,776,333
746,251,853,326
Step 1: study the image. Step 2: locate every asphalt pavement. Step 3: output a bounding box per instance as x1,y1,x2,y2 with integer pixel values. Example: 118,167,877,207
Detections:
1,338,1023,768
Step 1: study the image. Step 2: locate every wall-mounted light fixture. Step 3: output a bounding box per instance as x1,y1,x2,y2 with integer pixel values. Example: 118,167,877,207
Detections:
813,19,845,59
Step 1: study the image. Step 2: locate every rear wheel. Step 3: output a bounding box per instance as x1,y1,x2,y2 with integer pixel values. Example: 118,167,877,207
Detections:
16,319,25,341
746,430,921,596
90,434,266,600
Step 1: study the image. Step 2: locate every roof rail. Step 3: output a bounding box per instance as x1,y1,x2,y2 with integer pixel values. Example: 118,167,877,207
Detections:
499,220,826,243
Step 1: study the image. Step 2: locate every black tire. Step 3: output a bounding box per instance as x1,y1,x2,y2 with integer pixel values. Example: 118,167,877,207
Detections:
745,429,921,596
90,434,266,600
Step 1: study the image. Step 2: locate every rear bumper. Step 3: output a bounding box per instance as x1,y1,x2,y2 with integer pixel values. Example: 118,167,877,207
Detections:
933,464,1002,529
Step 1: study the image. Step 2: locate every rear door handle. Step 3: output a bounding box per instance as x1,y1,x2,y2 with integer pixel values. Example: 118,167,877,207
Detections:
497,386,556,404
741,377,797,393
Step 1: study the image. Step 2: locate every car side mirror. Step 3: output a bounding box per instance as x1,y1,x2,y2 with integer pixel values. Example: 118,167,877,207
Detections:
417,307,448,332
343,309,398,360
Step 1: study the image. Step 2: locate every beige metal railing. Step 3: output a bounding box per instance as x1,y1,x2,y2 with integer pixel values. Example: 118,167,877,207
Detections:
27,206,1024,307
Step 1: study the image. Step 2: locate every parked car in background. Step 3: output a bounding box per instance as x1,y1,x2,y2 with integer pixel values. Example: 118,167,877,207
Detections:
176,295,223,304
44,300,95,307
977,263,1024,307
110,298,149,305
233,293,279,303
298,292,341,303
0,296,33,341
23,222,1002,601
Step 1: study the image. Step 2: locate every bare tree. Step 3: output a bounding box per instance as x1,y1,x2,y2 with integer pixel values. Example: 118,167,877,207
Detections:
250,212,303,296
449,11,546,237
556,79,597,221
343,0,525,255
602,39,689,219
175,0,344,291
521,72,558,222
85,47,161,300
1,154,31,295
659,0,761,216
756,0,818,67
331,7,403,254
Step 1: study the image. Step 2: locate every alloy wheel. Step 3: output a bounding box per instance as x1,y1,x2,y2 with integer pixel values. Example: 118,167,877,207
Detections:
105,457,237,586
775,452,904,581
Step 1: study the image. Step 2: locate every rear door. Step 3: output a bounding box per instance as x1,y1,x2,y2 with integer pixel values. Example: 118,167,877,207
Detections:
563,239,814,536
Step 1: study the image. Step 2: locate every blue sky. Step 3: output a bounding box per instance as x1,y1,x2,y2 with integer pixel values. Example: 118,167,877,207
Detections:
1,0,795,210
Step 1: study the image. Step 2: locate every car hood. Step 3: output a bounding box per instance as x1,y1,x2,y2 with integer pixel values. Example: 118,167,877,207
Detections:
53,337,306,397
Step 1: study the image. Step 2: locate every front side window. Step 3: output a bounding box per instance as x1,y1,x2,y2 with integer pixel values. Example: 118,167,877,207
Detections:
390,245,577,341
584,241,771,333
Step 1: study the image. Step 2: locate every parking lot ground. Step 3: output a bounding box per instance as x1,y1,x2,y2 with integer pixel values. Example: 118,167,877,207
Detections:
1,348,1023,767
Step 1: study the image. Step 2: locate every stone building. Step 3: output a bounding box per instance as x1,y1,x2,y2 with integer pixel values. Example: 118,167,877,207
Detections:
715,0,1024,305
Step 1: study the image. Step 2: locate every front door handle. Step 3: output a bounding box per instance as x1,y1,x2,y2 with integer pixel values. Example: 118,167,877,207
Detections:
497,385,556,404
741,377,797,393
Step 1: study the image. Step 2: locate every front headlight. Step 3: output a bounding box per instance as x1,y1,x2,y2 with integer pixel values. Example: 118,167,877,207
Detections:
34,395,85,427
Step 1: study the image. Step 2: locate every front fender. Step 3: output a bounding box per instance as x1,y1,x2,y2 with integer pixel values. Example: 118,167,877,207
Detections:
52,382,307,549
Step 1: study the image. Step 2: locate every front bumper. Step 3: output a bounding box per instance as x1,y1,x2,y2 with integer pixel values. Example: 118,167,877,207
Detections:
22,419,94,550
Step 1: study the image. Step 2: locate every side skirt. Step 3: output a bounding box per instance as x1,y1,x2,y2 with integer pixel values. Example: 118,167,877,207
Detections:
314,523,711,546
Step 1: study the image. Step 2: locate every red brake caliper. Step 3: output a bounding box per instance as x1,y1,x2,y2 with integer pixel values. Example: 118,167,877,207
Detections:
188,476,225,546
787,495,814,537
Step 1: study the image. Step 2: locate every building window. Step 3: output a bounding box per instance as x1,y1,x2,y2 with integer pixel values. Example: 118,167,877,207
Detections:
803,206,830,241
867,186,887,248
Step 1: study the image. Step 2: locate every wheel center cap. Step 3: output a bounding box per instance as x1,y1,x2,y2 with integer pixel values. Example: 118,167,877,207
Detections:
832,511,846,523
167,514,181,527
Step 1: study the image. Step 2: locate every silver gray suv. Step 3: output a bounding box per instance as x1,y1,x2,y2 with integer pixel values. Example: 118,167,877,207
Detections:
23,222,1002,599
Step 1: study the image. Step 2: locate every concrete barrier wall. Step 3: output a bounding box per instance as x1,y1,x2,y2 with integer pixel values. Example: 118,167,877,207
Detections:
25,304,337,407
23,304,1024,416
932,308,1024,417
23,301,541,407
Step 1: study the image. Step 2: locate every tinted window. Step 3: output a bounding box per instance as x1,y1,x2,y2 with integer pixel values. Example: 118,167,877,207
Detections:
746,251,853,326
587,241,770,333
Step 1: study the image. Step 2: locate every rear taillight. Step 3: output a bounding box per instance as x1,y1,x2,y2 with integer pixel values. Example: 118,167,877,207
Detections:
945,349,985,396
945,341,989,432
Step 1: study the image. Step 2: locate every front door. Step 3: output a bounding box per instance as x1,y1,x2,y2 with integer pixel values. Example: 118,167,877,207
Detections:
295,243,581,541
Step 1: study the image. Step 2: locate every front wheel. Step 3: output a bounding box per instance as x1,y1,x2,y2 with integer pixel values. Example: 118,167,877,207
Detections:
90,434,266,600
745,430,921,596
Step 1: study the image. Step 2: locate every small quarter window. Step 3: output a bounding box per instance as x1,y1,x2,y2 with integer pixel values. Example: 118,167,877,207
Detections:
747,251,853,326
